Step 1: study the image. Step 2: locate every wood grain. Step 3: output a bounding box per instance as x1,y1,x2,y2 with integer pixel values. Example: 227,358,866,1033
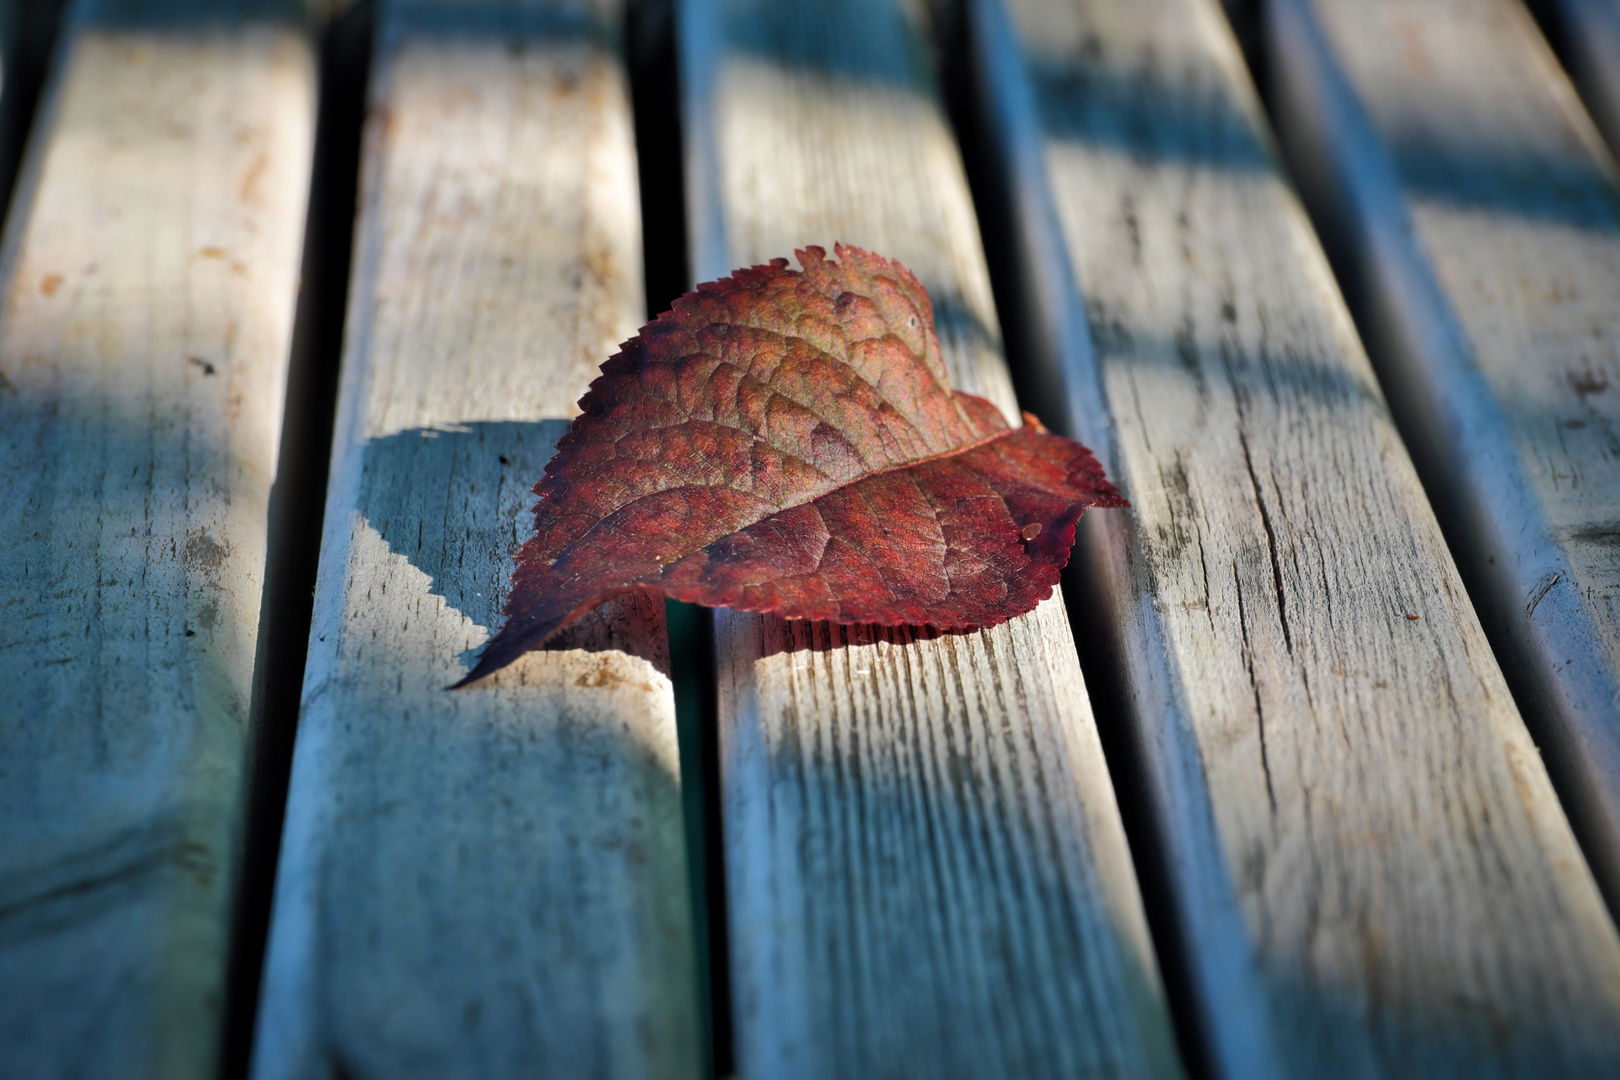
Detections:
972,0,1620,1075
250,2,701,1077
1269,0,1620,920
680,1,1183,1076
0,1,314,1076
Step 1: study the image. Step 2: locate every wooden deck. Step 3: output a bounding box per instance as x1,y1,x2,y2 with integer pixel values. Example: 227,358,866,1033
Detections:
3,0,1619,1077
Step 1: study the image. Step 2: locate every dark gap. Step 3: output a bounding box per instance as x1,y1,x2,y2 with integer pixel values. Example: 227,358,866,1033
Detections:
219,3,373,1077
663,598,725,1080
327,1051,359,1080
627,1,732,1076
1063,548,1214,1080
1493,0,1620,917
630,0,692,317
934,3,1212,1077
1522,1,1574,77
0,1,69,230
1220,0,1266,106
1522,0,1620,168
933,0,1044,412
1239,0,1349,287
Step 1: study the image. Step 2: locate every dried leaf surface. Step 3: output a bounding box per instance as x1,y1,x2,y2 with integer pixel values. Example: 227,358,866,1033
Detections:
458,244,1124,685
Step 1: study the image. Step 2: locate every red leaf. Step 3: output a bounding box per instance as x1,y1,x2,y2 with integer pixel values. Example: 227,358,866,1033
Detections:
455,244,1125,686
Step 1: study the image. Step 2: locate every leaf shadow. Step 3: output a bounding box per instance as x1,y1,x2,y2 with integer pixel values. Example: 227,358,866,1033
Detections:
356,419,669,674
750,616,980,660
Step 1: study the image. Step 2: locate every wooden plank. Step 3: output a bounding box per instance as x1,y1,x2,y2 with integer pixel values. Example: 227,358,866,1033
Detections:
0,1,314,1076
968,0,1620,1075
250,1,702,1076
1268,0,1620,913
678,1,1183,1076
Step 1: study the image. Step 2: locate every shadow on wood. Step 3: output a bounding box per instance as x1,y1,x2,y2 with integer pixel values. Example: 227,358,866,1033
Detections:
357,419,671,677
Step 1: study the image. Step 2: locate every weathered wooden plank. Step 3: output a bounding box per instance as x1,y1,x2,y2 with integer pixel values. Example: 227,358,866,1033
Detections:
250,1,701,1076
678,1,1183,1076
1268,0,1620,913
0,1,315,1076
969,0,1620,1075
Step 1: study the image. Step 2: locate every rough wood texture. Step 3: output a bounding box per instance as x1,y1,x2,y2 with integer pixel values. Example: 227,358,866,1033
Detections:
679,1,1183,1076
971,0,1620,1075
0,1,314,1077
1268,0,1620,915
251,2,701,1077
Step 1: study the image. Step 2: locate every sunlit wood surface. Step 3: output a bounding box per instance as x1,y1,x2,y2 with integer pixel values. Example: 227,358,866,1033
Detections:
251,1,701,1077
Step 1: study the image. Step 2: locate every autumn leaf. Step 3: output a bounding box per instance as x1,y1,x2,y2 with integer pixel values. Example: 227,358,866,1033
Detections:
454,244,1125,686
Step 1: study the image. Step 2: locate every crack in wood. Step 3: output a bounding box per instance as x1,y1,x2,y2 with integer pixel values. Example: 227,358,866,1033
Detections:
1239,429,1294,656
1232,557,1279,817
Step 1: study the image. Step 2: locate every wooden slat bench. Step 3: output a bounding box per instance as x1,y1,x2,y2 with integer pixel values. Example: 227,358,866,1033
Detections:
2,0,1620,1077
